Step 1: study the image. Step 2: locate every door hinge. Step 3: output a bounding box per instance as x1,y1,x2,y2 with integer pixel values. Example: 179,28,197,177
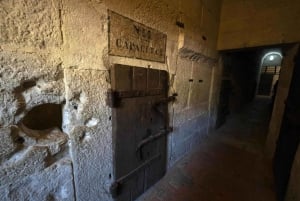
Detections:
106,89,121,108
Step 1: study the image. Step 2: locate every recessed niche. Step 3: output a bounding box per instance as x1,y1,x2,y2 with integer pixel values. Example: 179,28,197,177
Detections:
176,21,185,28
22,80,36,90
22,103,62,130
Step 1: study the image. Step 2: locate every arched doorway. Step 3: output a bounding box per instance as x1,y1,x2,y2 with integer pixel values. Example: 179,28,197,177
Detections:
257,51,283,96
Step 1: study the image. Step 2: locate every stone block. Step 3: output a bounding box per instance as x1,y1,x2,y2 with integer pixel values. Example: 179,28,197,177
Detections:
62,0,107,70
0,51,64,126
0,92,19,127
0,0,62,49
0,126,19,163
19,126,68,156
0,51,63,93
189,62,213,105
0,146,49,187
1,158,74,201
64,69,112,201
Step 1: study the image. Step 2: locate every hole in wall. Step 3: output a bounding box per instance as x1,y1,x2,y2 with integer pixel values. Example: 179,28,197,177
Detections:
109,174,112,179
14,137,25,144
202,35,207,41
14,79,37,93
22,80,36,90
46,194,55,201
176,21,184,28
79,132,86,141
21,103,63,130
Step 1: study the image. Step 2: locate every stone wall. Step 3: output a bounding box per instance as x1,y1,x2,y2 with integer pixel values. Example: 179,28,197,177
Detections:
265,45,298,201
0,0,74,200
265,45,298,159
218,0,300,50
62,1,112,200
286,144,300,201
0,0,223,201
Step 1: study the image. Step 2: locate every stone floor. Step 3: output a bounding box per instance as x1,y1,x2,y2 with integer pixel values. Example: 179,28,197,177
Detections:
137,97,276,201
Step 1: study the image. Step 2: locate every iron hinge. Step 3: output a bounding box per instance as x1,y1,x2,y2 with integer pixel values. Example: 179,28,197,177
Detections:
106,89,121,108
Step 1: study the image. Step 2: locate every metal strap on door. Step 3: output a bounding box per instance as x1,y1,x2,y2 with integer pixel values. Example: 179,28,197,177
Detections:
109,127,172,198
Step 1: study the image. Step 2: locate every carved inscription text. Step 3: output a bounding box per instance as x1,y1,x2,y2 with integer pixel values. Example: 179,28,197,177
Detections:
108,11,167,63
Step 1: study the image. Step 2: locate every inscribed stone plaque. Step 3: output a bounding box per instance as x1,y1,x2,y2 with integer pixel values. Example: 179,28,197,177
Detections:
108,10,167,63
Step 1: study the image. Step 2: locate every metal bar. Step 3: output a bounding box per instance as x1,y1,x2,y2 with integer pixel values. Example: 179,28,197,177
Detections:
154,96,176,105
115,153,161,184
137,127,172,151
106,89,165,108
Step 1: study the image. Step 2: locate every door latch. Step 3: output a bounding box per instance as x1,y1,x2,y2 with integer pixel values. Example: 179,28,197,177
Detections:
154,93,177,106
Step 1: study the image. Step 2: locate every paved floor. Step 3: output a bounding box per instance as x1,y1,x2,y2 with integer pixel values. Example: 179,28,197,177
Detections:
137,97,276,201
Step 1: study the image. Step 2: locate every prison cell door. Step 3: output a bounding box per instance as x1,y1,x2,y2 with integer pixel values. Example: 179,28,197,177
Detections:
109,64,170,201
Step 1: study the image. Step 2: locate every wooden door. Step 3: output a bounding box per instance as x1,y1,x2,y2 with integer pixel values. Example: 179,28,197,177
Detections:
110,64,169,201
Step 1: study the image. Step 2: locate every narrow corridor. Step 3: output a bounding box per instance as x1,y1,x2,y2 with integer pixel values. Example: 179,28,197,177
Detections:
137,97,276,201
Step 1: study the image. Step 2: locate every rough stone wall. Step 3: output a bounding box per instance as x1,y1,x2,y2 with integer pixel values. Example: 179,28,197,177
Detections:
265,45,298,201
0,0,74,201
265,45,298,159
218,0,300,50
286,145,300,201
0,0,223,201
62,1,113,200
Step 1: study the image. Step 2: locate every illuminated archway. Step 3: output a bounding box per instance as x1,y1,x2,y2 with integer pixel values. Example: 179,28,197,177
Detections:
261,51,283,66
257,51,283,96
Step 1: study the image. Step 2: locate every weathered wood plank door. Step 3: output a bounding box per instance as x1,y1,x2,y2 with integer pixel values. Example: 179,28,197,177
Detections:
110,64,169,201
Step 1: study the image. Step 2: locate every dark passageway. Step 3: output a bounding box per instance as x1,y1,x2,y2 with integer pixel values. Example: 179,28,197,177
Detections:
137,97,276,201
